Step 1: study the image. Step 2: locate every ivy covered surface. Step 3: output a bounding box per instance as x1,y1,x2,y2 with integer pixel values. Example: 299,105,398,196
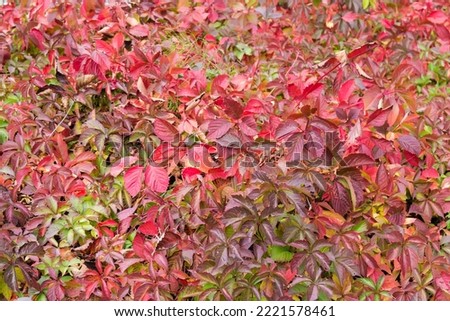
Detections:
0,0,450,301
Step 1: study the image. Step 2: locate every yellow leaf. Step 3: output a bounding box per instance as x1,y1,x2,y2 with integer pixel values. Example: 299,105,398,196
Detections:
321,210,346,225
363,0,370,9
0,274,13,300
178,0,191,10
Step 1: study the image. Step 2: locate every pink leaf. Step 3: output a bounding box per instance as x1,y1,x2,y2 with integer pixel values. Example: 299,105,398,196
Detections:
109,156,138,177
95,40,115,57
124,166,143,197
207,119,232,140
138,221,158,236
435,25,450,42
436,272,450,293
342,12,358,23
244,99,265,114
300,82,324,100
129,24,149,37
427,11,447,25
343,153,375,167
132,233,146,258
46,281,65,301
338,79,356,103
366,108,390,127
363,86,382,110
29,28,45,51
421,168,439,179
231,74,249,91
144,165,169,193
398,135,421,155
239,116,258,137
275,120,299,140
111,33,124,51
376,164,391,192
91,50,111,70
347,42,377,60
182,167,202,180
211,74,229,97
331,182,351,215
222,97,243,120
153,119,178,143
117,207,136,221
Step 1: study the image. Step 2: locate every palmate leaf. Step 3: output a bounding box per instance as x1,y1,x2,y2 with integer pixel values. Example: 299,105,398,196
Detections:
124,166,143,197
268,246,294,263
153,118,179,143
398,135,421,155
330,181,351,215
144,165,169,193
4,265,19,292
0,274,13,300
207,119,232,140
18,243,44,257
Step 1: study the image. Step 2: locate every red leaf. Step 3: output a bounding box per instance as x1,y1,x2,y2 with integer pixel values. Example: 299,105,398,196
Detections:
109,156,139,177
275,120,299,140
207,119,232,139
288,83,303,98
129,24,149,37
239,116,258,136
132,233,146,258
29,28,45,51
427,11,447,25
222,97,243,120
45,280,65,301
182,167,202,180
338,79,356,103
112,33,124,51
342,12,358,23
363,86,382,110
117,207,136,221
66,151,97,165
95,40,115,57
421,168,439,179
244,99,265,114
83,58,103,78
435,25,450,42
211,74,229,96
403,150,419,167
138,221,158,236
144,165,169,193
124,166,143,197
343,153,375,167
331,182,351,215
299,82,323,100
347,42,377,60
99,219,118,228
366,108,390,127
398,135,421,155
54,133,69,164
435,272,450,293
376,164,392,193
91,50,111,70
153,119,178,143
152,144,180,164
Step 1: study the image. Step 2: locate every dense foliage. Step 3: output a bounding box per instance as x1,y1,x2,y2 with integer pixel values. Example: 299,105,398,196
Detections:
1,0,450,301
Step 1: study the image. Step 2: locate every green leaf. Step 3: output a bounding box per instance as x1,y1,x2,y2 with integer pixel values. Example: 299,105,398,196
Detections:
0,274,13,300
362,0,370,9
358,277,376,289
352,220,368,233
0,128,8,144
313,0,321,6
419,124,433,137
268,245,294,262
